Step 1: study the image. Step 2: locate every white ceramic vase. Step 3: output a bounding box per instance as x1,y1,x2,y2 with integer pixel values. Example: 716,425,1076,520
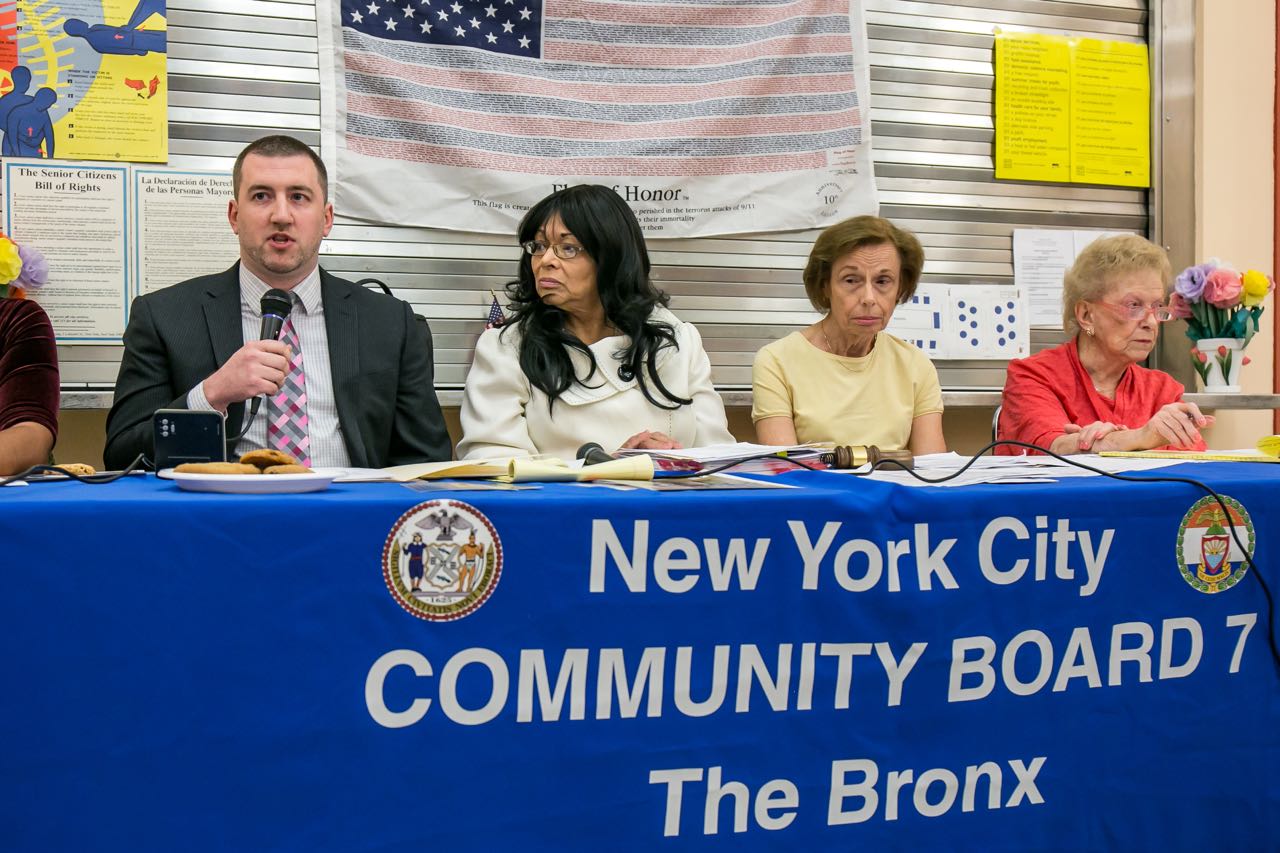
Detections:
1196,337,1245,392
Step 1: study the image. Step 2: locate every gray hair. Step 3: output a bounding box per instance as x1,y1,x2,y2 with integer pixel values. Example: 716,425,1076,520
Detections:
1062,234,1172,334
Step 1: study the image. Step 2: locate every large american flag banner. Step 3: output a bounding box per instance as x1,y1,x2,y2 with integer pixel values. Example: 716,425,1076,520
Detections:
317,0,876,237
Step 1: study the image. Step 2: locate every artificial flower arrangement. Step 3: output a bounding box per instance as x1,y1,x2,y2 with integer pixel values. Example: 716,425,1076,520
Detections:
0,230,48,297
0,230,49,299
1170,260,1274,386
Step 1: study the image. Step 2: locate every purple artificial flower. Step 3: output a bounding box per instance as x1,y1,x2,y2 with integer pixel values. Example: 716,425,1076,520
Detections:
1175,262,1215,302
15,244,48,291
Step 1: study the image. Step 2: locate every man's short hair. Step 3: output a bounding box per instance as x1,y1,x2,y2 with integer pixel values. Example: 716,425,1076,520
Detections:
232,135,328,202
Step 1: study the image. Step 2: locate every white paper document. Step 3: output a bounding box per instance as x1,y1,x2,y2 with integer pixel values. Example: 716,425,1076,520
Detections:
1014,228,1134,328
134,168,240,296
847,452,1193,487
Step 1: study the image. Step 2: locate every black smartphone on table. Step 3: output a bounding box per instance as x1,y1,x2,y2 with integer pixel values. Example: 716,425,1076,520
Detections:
152,409,227,469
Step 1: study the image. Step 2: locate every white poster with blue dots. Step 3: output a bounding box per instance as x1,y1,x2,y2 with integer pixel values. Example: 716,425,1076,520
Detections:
886,283,949,356
951,285,1028,358
888,283,1028,359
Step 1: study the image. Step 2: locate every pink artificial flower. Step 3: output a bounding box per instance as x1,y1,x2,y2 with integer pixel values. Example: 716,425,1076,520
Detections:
1243,356,1252,366
1167,292,1193,319
1202,268,1243,309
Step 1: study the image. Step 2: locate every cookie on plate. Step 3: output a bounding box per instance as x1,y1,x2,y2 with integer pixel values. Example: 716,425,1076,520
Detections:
263,464,313,475
239,449,297,469
174,462,261,475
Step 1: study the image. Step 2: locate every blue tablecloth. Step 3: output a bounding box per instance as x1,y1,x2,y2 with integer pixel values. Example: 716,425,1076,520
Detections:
1,466,1277,850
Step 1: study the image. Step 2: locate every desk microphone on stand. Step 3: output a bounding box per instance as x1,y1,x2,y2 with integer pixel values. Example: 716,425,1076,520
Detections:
576,442,616,467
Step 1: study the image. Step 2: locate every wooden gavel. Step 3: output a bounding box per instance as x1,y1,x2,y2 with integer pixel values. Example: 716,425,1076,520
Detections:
819,445,915,470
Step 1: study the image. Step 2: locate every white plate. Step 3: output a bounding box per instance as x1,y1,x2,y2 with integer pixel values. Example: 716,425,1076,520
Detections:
157,468,338,494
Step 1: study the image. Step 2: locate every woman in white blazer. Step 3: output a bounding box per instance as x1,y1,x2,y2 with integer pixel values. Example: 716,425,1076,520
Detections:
458,185,733,461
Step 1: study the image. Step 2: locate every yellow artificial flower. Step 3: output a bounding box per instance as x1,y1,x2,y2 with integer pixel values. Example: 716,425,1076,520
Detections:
1242,269,1272,307
0,237,22,285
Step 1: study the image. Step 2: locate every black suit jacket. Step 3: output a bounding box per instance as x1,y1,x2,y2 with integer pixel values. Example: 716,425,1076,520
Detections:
105,264,451,469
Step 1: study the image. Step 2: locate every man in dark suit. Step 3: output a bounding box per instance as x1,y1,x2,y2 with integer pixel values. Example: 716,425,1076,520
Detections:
105,135,451,469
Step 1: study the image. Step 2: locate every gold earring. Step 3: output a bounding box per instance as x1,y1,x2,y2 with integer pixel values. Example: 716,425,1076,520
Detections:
1086,328,1095,336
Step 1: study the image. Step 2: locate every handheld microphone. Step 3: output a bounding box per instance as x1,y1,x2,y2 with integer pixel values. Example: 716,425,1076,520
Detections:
232,289,295,444
259,288,293,341
576,442,617,467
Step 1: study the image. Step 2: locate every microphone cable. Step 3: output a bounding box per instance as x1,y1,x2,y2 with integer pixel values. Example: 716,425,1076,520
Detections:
0,453,149,487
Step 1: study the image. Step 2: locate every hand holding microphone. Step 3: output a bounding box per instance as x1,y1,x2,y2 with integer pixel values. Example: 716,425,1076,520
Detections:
203,289,294,413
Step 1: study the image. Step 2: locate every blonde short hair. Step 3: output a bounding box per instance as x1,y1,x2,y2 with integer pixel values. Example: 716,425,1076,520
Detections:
802,216,924,311
1062,234,1172,334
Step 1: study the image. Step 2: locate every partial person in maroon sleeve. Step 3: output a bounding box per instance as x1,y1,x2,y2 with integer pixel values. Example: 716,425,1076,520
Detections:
997,234,1212,455
0,297,59,475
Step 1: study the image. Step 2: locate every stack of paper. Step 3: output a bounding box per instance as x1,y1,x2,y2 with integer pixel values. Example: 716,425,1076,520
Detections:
326,455,657,484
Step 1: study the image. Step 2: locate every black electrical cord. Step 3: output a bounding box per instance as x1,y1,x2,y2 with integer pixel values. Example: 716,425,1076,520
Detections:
661,440,1279,673
0,453,149,487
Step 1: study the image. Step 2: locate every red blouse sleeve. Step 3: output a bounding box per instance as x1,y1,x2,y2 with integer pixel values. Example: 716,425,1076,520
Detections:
0,299,60,440
996,348,1076,455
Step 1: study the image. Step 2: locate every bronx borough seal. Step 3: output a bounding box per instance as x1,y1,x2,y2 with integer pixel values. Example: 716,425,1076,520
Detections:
1176,495,1255,594
383,500,503,620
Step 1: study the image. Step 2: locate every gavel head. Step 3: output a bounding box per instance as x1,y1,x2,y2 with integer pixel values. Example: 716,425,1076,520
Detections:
822,445,915,470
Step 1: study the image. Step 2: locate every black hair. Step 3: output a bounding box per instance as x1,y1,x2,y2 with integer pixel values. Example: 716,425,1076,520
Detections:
502,184,690,411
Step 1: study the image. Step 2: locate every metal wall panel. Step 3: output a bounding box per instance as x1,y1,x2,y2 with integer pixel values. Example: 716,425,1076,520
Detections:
50,0,1153,394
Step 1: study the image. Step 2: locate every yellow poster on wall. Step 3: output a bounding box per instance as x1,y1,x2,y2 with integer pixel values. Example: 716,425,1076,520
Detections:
1070,38,1149,186
994,31,1150,188
994,32,1072,183
2,0,167,163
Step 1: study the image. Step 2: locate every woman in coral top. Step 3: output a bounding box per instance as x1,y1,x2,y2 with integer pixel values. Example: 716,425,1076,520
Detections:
997,234,1212,455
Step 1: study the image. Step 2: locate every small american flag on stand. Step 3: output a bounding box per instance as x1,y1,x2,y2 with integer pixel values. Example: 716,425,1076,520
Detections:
485,292,505,329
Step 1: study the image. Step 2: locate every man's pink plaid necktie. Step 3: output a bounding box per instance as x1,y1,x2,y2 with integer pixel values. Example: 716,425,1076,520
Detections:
267,315,311,467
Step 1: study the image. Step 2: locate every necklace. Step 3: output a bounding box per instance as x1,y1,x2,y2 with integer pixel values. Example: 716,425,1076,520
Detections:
819,320,840,355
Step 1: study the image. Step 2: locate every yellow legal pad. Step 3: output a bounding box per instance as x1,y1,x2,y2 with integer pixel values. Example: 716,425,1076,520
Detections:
1099,451,1280,462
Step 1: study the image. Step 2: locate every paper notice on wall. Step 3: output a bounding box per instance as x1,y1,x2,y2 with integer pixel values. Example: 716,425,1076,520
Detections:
6,0,168,163
1013,229,1074,326
134,168,239,295
1015,228,1136,327
892,284,1028,360
3,160,129,342
948,285,1027,359
1070,38,1149,186
994,31,1150,188
993,32,1072,183
886,283,949,357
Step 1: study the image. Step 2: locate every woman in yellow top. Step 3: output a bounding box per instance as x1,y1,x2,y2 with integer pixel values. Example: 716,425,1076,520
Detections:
752,215,946,453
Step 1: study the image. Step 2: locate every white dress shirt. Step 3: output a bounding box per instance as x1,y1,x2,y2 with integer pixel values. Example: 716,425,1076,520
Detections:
187,265,351,467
